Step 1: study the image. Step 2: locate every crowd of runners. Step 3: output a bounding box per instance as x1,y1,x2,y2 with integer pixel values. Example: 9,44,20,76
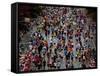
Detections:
18,6,97,72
